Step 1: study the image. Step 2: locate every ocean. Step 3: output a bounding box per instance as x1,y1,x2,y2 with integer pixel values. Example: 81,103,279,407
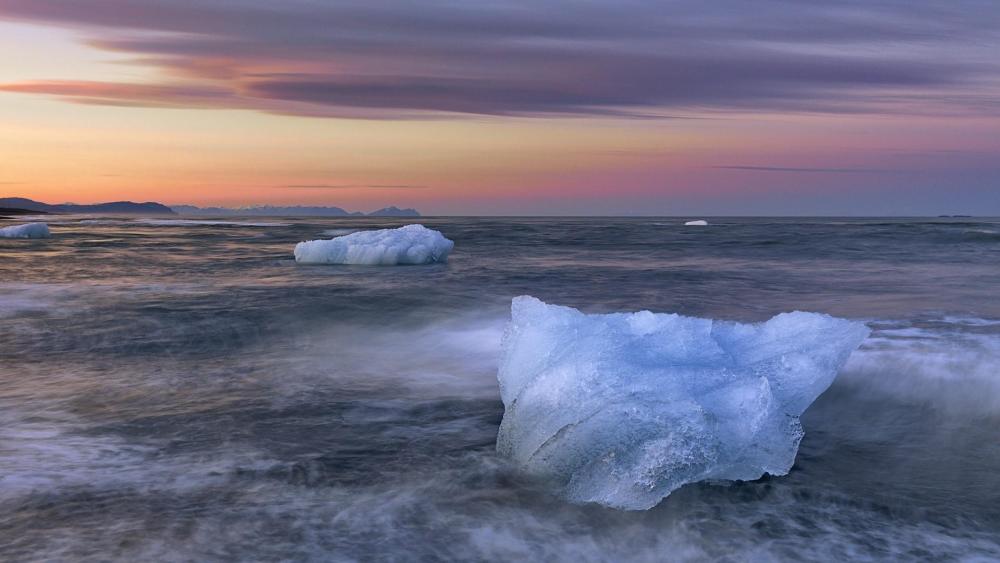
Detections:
1,216,998,561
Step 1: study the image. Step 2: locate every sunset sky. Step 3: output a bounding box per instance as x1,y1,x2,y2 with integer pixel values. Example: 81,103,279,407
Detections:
1,1,998,215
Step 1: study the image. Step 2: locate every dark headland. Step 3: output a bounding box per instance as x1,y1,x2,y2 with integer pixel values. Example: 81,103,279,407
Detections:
0,206,46,217
0,198,421,217
0,197,176,215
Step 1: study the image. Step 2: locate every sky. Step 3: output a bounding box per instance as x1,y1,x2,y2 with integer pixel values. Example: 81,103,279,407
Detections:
0,0,998,215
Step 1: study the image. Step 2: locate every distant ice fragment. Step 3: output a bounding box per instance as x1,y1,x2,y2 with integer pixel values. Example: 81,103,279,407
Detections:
294,224,454,265
496,296,869,510
0,223,50,239
684,220,708,226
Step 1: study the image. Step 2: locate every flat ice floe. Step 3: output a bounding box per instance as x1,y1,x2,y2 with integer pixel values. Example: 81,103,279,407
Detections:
0,222,50,239
497,296,869,510
294,224,454,265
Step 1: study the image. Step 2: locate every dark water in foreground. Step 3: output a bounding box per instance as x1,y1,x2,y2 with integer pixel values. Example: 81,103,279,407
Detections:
1,216,999,562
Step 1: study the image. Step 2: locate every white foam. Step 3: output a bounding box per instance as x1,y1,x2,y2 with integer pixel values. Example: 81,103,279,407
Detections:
496,296,869,510
0,222,50,239
0,410,284,503
684,220,708,226
841,318,1000,416
294,224,454,265
0,284,71,317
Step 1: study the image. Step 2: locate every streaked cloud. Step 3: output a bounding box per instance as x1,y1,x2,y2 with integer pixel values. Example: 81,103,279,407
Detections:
0,0,997,118
0,79,235,108
713,166,899,174
278,185,430,190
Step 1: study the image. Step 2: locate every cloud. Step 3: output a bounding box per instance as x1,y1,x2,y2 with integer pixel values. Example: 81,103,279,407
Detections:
0,80,236,108
712,166,900,174
278,185,429,190
0,0,998,118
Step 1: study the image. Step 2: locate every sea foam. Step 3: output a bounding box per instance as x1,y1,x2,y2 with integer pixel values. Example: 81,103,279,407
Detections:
294,224,453,265
497,296,869,510
0,222,50,239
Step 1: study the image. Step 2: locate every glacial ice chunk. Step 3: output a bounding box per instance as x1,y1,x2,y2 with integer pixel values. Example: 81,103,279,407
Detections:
294,224,453,265
684,220,708,226
496,296,869,510
0,223,50,239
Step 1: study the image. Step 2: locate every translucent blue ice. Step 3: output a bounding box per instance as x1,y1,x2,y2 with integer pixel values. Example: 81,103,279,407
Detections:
497,296,869,510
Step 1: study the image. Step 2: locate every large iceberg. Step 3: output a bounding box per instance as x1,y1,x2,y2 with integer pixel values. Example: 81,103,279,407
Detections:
0,223,50,239
496,296,869,510
294,224,453,265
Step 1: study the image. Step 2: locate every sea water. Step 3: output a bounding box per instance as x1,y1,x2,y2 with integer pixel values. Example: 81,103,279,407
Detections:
0,216,998,561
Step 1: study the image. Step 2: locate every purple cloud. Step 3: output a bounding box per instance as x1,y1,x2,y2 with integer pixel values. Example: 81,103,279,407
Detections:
0,0,997,118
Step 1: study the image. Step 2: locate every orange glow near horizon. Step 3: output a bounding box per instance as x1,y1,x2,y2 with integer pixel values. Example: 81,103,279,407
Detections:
1,14,998,215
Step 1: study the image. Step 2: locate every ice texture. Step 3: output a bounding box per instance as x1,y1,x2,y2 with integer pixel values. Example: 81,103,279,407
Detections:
684,220,708,226
496,296,870,510
294,224,453,265
0,223,50,239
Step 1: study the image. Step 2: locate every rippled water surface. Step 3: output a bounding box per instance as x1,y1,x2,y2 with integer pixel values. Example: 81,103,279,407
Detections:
1,216,999,561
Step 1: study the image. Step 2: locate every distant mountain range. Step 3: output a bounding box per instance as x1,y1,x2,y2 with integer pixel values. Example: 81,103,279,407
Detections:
0,197,421,217
171,205,421,217
368,206,421,217
0,197,175,215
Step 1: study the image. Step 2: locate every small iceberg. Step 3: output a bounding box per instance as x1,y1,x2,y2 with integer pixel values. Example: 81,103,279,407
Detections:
496,296,869,510
0,223,50,239
294,224,454,265
684,220,708,226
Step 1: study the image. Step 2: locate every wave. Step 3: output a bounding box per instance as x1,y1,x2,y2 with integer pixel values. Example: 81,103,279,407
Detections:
138,219,288,227
2,307,997,560
841,317,1000,416
321,228,362,236
4,413,996,562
